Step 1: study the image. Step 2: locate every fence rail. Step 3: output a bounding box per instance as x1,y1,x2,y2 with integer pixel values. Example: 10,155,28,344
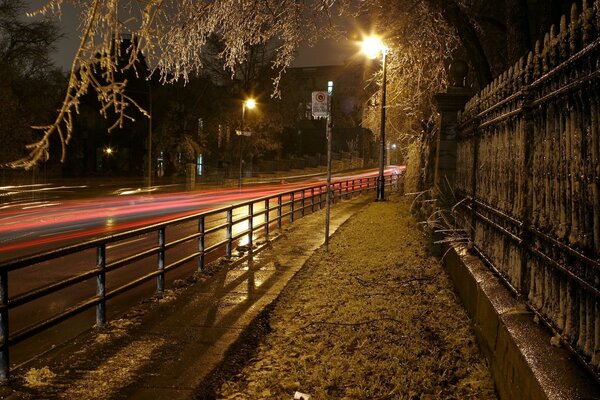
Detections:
0,174,399,379
455,1,600,378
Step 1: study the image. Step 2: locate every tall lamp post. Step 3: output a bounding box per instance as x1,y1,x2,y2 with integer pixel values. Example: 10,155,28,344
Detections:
361,36,389,201
237,98,256,189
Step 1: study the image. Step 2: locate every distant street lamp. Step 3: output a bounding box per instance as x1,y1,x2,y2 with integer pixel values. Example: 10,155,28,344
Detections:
237,98,256,189
103,146,114,174
361,35,389,201
389,143,397,165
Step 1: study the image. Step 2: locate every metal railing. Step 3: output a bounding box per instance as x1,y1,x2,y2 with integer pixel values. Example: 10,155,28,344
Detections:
0,174,399,379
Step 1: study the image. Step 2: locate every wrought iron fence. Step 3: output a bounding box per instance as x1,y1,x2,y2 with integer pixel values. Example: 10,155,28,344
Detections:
456,2,600,378
0,174,399,379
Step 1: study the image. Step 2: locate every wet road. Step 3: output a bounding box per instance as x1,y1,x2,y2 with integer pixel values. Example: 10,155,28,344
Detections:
0,182,298,259
0,168,401,260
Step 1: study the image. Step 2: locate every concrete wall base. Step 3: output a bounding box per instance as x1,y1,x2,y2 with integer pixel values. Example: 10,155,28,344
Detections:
442,244,600,400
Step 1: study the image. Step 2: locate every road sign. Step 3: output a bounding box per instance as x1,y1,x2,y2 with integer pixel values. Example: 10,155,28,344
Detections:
312,91,328,118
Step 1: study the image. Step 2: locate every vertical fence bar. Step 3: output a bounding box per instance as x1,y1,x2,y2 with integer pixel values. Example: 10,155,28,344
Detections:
226,208,233,257
157,227,166,295
248,203,254,247
264,198,270,238
277,195,282,229
96,243,106,328
471,129,479,245
333,183,337,203
301,189,306,217
311,188,315,212
520,91,534,294
290,192,295,222
0,269,9,380
198,216,205,272
319,186,324,208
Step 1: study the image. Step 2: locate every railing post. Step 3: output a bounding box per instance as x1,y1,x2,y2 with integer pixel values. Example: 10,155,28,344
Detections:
351,179,356,196
198,216,205,272
96,243,106,328
157,227,166,295
332,183,337,204
301,189,306,217
248,203,254,247
0,269,9,380
311,188,315,212
226,208,233,257
290,192,295,223
277,195,282,229
319,186,324,209
264,199,270,238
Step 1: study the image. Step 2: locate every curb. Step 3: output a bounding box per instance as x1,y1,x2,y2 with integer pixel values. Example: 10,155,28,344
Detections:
442,244,600,400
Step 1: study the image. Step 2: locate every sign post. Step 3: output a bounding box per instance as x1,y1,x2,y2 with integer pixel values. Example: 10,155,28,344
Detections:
314,84,333,250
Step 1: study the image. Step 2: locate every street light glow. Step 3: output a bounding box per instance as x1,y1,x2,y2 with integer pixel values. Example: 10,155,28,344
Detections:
361,36,386,59
104,146,114,155
244,98,256,109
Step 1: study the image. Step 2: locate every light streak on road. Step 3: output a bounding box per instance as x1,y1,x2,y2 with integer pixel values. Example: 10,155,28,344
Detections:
39,228,85,238
0,167,402,257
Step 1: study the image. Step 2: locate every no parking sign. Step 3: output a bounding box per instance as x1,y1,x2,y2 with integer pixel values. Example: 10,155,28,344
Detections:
311,91,328,118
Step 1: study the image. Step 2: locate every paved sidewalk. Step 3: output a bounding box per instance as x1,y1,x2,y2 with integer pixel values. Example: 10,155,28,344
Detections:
2,195,373,399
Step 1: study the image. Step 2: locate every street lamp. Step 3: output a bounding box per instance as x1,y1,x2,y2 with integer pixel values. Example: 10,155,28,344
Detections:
238,98,256,188
243,98,256,122
361,35,389,201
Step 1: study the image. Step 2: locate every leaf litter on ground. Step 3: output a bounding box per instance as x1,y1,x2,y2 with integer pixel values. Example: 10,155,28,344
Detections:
217,194,496,399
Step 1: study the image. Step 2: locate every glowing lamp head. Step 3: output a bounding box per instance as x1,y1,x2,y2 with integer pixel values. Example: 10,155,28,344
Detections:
244,99,256,109
361,36,386,59
104,146,114,155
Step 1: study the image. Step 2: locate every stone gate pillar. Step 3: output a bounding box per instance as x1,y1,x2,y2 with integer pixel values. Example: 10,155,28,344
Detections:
431,60,473,255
